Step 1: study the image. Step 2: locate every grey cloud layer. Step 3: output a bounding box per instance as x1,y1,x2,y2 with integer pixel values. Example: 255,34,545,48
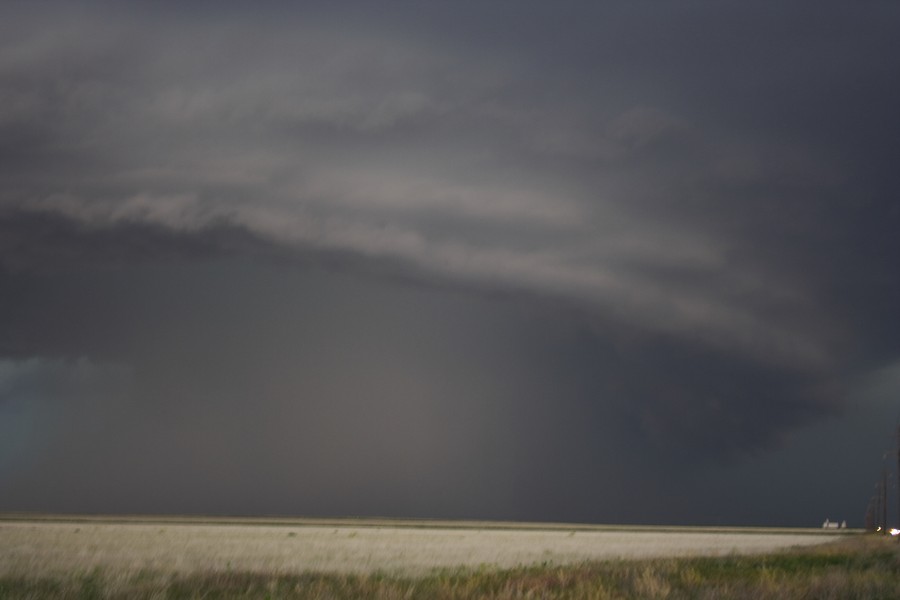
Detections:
2,2,900,522
5,4,890,370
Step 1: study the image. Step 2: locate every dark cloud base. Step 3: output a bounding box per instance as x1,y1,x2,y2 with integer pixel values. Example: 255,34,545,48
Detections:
2,1,900,526
0,222,877,526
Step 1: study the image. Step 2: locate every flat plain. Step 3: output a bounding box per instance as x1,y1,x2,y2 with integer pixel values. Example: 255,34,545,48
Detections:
1,515,844,576
3,515,889,599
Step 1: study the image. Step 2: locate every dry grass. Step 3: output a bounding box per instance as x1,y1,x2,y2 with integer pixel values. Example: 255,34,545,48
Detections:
0,520,841,577
1,535,899,599
1,517,881,599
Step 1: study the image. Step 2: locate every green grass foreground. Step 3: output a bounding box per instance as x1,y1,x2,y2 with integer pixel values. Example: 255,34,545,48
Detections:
2,534,898,600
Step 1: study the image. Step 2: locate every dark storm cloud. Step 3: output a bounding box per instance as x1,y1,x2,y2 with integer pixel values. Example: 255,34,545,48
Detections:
0,6,853,363
2,1,899,524
0,357,132,482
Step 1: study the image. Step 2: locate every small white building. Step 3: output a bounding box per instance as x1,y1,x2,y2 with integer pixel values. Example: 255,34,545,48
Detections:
822,518,846,529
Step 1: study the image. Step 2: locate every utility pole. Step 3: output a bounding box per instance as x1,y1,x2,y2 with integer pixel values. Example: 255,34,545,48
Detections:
866,495,876,531
883,465,888,533
896,423,899,530
874,476,883,531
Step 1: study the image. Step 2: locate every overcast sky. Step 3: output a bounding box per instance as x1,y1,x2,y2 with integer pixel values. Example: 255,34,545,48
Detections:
2,1,900,527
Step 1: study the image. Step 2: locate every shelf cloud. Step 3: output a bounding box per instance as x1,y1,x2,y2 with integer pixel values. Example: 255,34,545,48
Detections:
2,1,899,525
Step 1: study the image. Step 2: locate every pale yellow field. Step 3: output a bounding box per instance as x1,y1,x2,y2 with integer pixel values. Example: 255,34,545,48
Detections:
0,518,845,576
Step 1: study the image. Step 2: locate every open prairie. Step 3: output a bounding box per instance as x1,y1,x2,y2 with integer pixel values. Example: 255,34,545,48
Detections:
5,516,898,599
1,516,845,577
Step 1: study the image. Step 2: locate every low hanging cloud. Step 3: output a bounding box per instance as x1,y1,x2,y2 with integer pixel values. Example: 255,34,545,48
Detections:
0,8,850,375
0,357,133,478
1,0,899,508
